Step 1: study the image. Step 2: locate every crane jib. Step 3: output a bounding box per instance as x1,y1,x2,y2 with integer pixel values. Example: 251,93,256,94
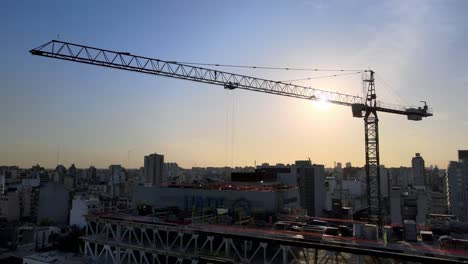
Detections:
29,40,432,119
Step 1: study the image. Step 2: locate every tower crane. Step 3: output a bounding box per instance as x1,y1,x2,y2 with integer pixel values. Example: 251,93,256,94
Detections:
29,40,433,226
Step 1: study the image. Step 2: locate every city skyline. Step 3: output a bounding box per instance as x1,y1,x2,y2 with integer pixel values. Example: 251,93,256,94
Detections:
0,150,452,171
2,1,468,169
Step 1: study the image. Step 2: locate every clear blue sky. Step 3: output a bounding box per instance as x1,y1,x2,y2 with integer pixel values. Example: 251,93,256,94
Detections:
1,0,467,168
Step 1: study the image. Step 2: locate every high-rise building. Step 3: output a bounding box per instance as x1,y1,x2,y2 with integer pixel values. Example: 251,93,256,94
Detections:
459,150,468,163
144,153,164,187
296,160,325,217
411,153,425,188
427,167,449,215
389,187,402,224
448,150,468,221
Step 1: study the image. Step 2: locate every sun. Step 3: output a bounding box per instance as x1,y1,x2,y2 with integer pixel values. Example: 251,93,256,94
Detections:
315,97,331,111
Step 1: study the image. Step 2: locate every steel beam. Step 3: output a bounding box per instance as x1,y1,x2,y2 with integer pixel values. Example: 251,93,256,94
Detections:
81,215,466,264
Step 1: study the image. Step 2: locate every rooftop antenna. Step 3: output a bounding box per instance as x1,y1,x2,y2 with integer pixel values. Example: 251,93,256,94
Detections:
127,150,132,168
56,144,60,166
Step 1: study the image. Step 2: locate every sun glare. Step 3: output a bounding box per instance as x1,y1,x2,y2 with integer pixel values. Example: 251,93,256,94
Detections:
315,97,331,111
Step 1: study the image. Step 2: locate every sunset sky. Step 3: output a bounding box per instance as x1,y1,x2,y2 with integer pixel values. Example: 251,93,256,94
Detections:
2,0,468,169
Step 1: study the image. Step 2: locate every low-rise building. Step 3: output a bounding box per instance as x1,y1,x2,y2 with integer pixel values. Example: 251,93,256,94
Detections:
133,183,299,216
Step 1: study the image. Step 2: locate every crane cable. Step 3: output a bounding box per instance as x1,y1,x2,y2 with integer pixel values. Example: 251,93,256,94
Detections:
374,73,408,106
224,89,229,169
281,71,364,83
177,61,365,72
231,92,236,169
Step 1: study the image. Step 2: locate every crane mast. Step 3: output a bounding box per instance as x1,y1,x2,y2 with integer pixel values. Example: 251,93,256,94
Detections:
363,71,382,225
29,40,433,227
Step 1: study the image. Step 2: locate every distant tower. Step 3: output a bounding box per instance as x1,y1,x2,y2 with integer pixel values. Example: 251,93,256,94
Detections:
336,162,342,170
411,153,425,188
144,153,164,187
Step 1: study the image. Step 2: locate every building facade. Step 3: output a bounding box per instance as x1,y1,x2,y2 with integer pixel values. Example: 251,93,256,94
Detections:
448,150,468,221
412,153,425,188
133,184,299,216
37,183,70,224
0,190,20,221
144,153,164,187
296,160,325,217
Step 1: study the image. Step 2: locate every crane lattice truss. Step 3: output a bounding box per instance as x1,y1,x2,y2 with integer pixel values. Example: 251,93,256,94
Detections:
30,40,433,226
82,215,462,264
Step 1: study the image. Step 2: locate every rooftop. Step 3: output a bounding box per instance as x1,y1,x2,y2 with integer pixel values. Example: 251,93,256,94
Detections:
163,183,296,192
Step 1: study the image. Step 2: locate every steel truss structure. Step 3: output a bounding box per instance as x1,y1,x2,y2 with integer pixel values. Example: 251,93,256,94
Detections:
83,215,464,264
363,71,382,225
30,40,433,226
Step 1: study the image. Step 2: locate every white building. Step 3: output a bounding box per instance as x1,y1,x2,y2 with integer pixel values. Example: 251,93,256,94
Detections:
69,195,100,228
144,153,164,187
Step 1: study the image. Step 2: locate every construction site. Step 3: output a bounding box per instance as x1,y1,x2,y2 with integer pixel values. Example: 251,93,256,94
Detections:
22,40,468,264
